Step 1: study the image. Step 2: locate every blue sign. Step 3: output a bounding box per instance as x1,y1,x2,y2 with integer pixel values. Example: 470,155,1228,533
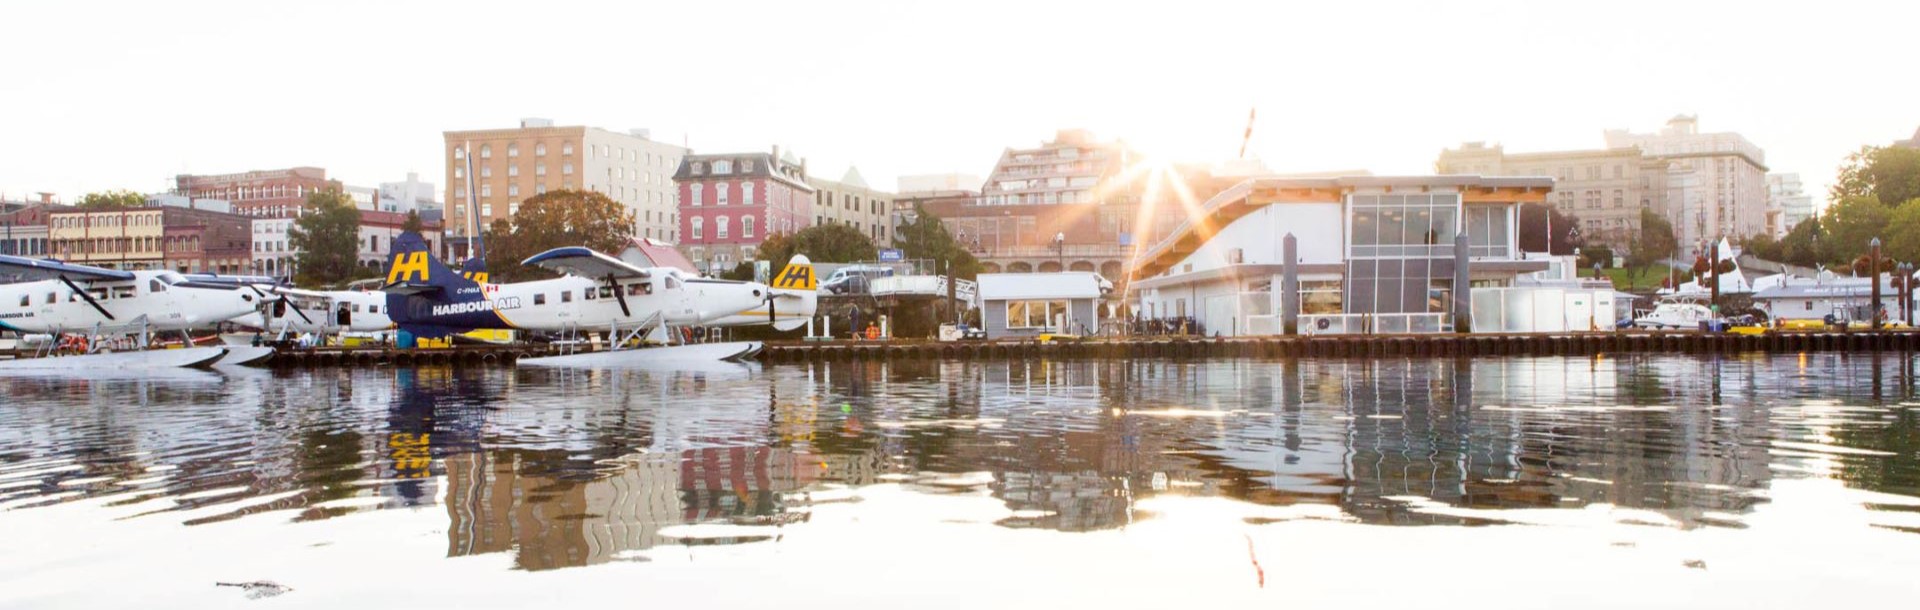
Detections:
878,249,904,262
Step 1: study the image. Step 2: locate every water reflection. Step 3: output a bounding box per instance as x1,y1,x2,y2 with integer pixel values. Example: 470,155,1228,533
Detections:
1,354,1918,575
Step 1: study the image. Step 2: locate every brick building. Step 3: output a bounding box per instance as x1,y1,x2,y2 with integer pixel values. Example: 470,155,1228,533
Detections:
49,206,253,274
443,119,688,256
174,167,339,218
674,148,815,274
0,203,66,257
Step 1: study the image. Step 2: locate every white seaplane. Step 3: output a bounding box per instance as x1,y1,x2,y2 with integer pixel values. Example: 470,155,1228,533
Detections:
0,255,262,369
380,233,786,365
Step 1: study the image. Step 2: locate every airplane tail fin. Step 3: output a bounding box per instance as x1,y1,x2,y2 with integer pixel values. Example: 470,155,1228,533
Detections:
384,232,479,335
770,254,816,291
769,255,817,331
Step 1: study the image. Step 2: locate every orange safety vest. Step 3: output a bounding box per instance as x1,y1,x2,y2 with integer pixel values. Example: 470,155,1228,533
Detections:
865,326,880,340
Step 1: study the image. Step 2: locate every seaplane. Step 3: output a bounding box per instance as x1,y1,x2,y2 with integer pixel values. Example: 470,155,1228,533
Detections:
689,255,818,332
174,273,398,345
380,232,783,365
0,254,262,369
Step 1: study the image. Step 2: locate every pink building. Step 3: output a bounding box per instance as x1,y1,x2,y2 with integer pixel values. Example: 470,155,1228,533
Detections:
674,147,815,273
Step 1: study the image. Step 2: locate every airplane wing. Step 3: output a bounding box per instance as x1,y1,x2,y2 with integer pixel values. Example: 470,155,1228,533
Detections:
522,247,653,280
0,254,136,282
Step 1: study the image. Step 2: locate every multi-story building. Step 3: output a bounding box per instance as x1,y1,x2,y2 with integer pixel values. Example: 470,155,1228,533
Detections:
1437,143,1670,247
1440,115,1771,250
251,217,295,278
377,172,439,214
926,130,1216,284
673,147,814,274
174,167,339,218
1765,173,1815,237
443,118,688,254
807,168,893,245
1603,115,1769,243
979,129,1134,207
0,202,66,257
49,206,252,274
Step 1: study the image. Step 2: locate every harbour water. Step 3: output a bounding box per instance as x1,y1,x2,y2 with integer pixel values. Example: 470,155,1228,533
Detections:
2,354,1918,608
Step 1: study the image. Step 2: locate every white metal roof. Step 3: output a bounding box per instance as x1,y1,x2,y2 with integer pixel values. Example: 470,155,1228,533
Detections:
977,272,1104,301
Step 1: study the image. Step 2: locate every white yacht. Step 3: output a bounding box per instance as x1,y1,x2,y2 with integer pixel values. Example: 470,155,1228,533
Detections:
1634,298,1714,330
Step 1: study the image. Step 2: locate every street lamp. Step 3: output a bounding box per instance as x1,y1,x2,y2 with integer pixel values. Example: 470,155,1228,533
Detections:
1053,231,1065,272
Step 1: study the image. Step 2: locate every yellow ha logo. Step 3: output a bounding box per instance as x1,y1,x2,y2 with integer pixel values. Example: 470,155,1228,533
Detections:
773,263,815,290
387,252,431,284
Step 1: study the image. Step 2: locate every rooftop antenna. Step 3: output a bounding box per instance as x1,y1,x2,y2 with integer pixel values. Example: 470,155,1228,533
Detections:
463,140,485,264
1238,106,1256,160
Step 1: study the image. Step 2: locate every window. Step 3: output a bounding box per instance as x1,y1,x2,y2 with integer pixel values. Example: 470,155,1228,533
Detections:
561,291,572,303
480,144,492,159
454,147,466,159
716,182,730,206
691,217,704,239
508,184,520,197
1005,300,1070,330
481,184,492,198
691,184,704,206
507,143,519,157
599,145,609,158
742,216,755,238
584,287,595,300
481,203,493,217
509,202,520,215
1464,204,1512,258
535,293,547,305
508,165,519,177
563,143,574,155
742,160,755,172
563,163,574,175
536,164,547,176
716,216,730,239
536,143,547,156
741,182,755,205
454,166,464,178
692,162,705,175
537,184,548,195
713,160,732,174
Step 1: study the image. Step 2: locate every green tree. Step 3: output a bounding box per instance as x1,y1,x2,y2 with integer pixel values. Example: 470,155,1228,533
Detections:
483,189,632,282
402,209,424,233
753,224,877,266
1821,195,1893,266
289,190,364,286
76,189,147,209
1776,217,1831,268
1882,200,1920,264
1627,208,1678,269
894,203,982,279
1832,145,1920,206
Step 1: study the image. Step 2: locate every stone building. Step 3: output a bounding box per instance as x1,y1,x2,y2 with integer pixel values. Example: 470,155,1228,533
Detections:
443,118,688,254
807,167,893,246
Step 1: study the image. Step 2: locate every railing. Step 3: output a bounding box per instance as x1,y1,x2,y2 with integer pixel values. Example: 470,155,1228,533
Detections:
1299,313,1450,335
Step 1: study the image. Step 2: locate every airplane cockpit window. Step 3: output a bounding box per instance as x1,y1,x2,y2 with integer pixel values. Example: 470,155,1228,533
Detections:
16,294,26,308
664,276,681,290
149,279,167,293
112,286,135,299
156,272,187,286
45,292,55,305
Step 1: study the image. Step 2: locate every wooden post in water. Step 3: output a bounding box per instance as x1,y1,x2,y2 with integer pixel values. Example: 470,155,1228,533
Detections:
1282,233,1299,336
1871,237,1884,330
1453,232,1471,333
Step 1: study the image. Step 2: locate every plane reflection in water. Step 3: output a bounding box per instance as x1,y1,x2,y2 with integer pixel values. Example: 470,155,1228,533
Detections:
1,354,1917,576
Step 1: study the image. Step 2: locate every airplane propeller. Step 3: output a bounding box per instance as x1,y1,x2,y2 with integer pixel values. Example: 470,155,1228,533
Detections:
605,274,631,318
256,285,313,326
766,292,776,324
57,275,114,321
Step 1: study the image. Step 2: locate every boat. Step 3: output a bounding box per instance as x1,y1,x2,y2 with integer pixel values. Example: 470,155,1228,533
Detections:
1633,298,1713,330
516,341,763,368
0,346,229,371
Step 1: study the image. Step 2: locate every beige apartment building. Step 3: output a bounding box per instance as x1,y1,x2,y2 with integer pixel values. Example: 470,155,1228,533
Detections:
1440,115,1770,251
443,119,688,255
1437,144,1671,248
806,168,894,245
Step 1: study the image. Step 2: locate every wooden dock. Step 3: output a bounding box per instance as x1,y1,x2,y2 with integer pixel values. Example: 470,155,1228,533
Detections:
245,330,1920,367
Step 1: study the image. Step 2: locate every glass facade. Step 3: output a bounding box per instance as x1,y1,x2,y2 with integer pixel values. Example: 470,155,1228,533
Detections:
1464,204,1513,258
1346,193,1465,316
1349,194,1459,258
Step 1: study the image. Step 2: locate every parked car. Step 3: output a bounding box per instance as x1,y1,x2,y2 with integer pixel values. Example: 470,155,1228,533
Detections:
820,265,895,294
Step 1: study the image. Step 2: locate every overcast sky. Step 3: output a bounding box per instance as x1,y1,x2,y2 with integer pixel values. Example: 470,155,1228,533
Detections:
3,0,1913,208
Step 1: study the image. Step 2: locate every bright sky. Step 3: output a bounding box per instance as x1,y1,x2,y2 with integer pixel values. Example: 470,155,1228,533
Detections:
3,0,1914,208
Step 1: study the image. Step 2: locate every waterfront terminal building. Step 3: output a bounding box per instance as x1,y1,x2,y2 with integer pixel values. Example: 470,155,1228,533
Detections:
1129,176,1553,336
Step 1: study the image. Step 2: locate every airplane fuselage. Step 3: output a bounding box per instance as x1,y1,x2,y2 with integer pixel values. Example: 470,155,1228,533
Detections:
390,272,766,333
0,271,258,334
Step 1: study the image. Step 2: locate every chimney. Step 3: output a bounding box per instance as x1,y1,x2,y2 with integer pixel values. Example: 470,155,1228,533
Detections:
36,192,55,204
